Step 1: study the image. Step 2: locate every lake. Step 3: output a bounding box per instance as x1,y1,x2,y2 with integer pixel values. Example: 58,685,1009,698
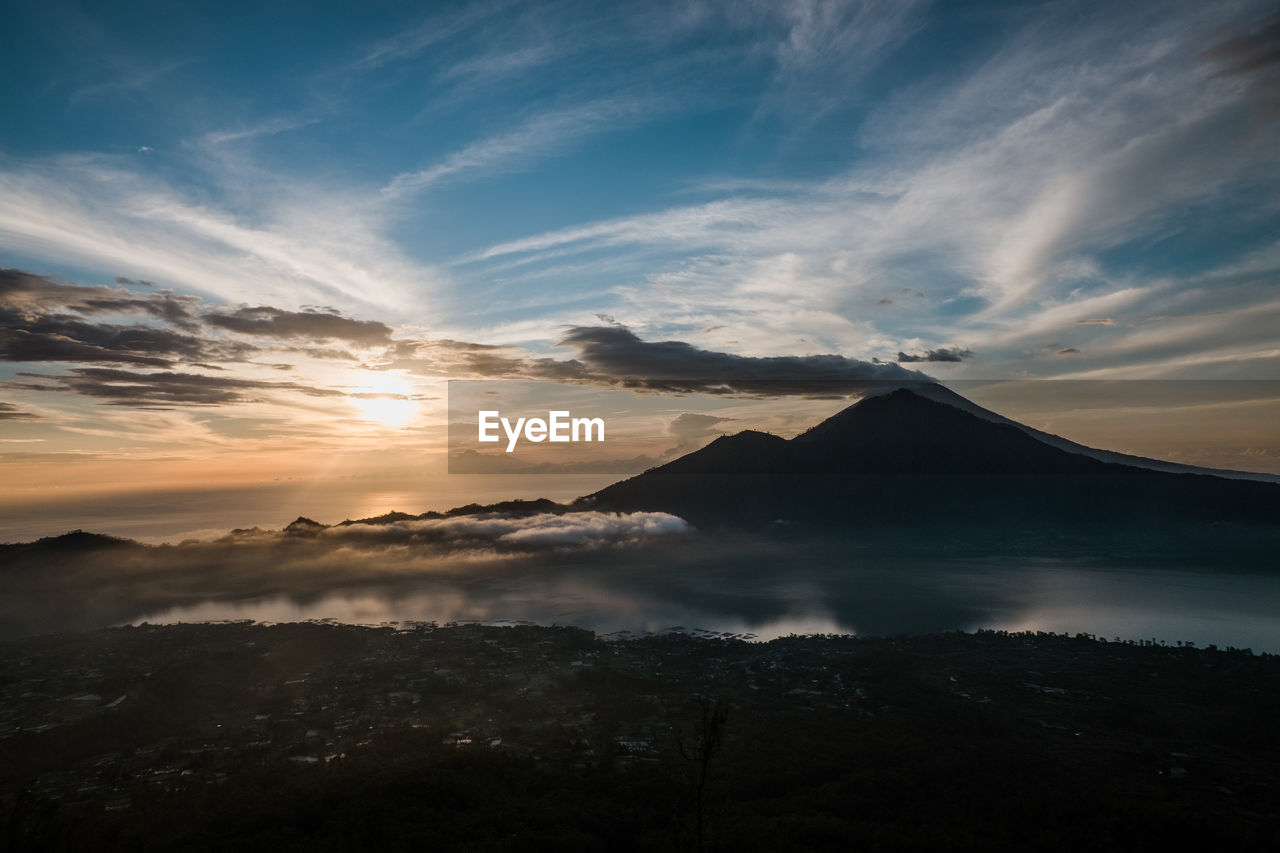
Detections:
123,548,1280,652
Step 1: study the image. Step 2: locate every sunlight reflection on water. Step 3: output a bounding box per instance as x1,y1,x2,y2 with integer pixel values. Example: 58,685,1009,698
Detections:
127,562,1280,650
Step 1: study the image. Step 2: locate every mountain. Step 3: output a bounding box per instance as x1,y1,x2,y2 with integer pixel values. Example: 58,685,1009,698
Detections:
578,386,1280,544
0,529,135,553
7,386,1275,557
901,383,1280,483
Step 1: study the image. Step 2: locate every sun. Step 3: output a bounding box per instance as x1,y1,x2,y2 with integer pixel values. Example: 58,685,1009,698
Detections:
349,370,417,427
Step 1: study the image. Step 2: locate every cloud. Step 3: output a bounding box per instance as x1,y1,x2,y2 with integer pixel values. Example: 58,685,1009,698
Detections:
201,115,320,146
392,325,928,397
895,347,973,364
225,509,693,554
463,196,793,263
36,368,339,407
203,306,393,344
387,338,590,383
762,0,927,121
0,507,706,637
0,309,220,367
325,511,691,551
1,268,200,327
658,412,750,455
382,97,662,197
0,270,415,415
0,402,38,420
2,1,1274,392
0,159,432,315
0,519,1106,643
68,55,190,106
0,269,249,368
668,412,735,448
347,0,509,71
556,325,926,394
439,42,558,86
1201,10,1280,76
448,1,1280,381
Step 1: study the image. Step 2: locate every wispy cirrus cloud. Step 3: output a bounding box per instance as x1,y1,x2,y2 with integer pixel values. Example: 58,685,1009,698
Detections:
200,115,322,147
69,58,191,106
759,0,929,122
347,0,521,72
453,1,1280,377
1,0,1277,393
383,96,666,198
0,158,435,317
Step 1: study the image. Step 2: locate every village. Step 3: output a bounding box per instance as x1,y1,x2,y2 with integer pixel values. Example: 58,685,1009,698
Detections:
1,621,1277,849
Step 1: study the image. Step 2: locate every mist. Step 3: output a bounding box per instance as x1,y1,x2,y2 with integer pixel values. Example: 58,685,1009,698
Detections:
5,515,1280,652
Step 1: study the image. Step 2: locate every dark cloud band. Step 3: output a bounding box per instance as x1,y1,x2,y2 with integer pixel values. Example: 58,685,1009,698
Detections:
33,368,341,407
556,325,928,395
896,347,973,364
204,306,393,344
4,268,934,407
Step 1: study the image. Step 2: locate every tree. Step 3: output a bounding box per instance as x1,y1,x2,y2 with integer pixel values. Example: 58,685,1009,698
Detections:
675,697,728,851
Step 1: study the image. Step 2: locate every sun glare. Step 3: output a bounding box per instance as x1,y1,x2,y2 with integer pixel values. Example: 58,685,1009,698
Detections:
349,370,417,427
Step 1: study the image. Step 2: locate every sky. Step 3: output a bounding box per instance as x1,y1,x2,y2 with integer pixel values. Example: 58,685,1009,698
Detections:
1,0,1279,539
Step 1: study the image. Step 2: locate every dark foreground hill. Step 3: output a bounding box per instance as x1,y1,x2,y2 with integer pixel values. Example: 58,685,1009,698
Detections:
580,387,1280,545
1,622,1276,852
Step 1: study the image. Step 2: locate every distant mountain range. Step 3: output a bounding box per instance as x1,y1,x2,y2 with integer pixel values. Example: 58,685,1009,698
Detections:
577,385,1280,544
5,384,1278,556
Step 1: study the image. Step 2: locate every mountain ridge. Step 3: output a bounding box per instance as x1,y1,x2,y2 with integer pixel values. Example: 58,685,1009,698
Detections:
578,386,1280,534
897,382,1280,483
5,386,1278,548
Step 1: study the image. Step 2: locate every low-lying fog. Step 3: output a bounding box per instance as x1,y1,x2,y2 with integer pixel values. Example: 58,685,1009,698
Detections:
4,511,1279,651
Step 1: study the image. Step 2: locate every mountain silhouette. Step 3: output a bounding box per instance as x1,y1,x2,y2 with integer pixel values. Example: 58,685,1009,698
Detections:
7,387,1277,559
896,382,1279,482
578,386,1280,545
